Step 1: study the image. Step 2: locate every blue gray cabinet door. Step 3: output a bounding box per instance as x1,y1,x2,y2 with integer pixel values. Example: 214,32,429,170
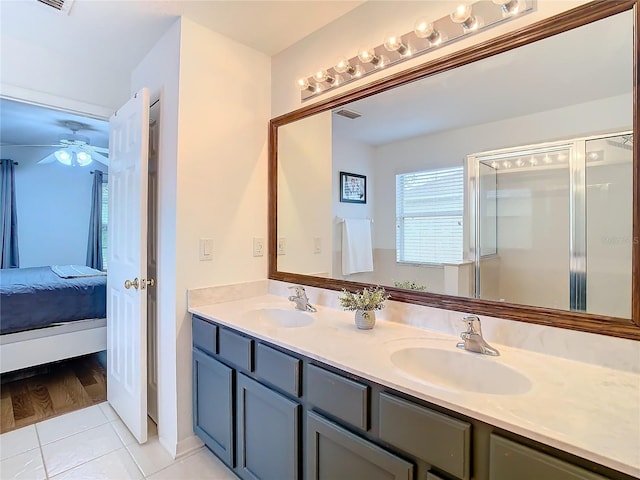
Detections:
237,374,300,480
193,349,234,467
306,411,413,480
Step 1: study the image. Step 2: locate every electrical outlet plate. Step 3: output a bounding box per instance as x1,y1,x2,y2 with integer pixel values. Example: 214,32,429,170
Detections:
253,237,265,257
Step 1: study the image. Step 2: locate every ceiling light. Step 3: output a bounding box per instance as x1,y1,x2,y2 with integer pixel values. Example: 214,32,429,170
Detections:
450,4,477,31
414,18,441,45
384,34,409,55
76,151,93,166
54,150,72,166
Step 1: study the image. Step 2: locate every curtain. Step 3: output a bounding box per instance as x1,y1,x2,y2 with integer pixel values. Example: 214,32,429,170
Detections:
0,159,19,268
86,171,104,270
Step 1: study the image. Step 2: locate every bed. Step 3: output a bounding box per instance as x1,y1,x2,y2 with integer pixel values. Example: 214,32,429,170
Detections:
0,265,107,373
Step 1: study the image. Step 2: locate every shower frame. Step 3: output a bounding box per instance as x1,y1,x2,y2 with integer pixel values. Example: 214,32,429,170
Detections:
467,130,632,313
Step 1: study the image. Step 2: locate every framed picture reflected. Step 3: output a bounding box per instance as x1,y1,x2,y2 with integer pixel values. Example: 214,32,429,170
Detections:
339,172,366,204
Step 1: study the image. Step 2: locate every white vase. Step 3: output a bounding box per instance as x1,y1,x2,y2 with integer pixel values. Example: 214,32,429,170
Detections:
355,309,376,330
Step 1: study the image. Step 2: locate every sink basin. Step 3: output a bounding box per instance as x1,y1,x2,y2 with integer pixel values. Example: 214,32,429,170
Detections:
244,308,315,328
390,347,531,395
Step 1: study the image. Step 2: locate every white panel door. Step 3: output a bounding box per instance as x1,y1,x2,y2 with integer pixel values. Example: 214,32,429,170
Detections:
107,88,150,444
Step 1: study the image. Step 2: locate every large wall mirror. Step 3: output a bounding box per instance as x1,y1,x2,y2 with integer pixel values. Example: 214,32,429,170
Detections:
269,0,639,340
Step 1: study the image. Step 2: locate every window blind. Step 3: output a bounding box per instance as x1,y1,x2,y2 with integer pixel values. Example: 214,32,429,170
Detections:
396,166,464,264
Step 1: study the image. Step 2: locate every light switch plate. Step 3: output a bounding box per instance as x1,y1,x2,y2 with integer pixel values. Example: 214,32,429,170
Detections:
313,237,321,254
199,238,213,261
277,237,286,256
253,237,265,257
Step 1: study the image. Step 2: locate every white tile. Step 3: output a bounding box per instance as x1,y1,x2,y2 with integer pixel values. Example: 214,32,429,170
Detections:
97,402,118,422
41,423,123,477
148,448,236,480
50,448,143,480
126,435,176,477
109,418,137,446
36,405,108,445
0,448,46,480
0,425,39,461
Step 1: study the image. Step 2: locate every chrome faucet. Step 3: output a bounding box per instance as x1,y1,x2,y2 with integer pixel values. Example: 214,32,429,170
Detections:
456,315,499,356
288,285,317,312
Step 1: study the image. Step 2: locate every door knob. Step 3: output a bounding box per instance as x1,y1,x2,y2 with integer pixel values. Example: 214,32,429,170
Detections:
124,278,139,290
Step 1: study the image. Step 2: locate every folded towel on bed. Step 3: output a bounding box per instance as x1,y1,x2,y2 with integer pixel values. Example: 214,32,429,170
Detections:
51,265,107,278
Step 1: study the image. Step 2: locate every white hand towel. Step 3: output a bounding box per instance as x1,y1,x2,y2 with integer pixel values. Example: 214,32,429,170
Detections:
342,218,374,275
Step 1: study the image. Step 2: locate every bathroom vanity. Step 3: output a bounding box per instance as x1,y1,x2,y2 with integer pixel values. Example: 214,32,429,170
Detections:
189,295,639,480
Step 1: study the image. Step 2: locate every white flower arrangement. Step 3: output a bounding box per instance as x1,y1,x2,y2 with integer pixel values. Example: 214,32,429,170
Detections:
338,286,390,312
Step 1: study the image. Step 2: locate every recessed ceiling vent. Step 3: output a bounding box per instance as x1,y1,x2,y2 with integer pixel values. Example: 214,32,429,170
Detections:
333,108,362,120
35,0,75,15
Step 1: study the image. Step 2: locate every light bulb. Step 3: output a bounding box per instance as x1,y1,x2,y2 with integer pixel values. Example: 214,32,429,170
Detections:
352,65,365,78
450,4,477,30
492,0,521,15
314,69,335,84
335,57,354,75
76,151,92,166
357,47,379,65
414,18,441,45
383,34,408,55
297,77,310,90
54,150,72,166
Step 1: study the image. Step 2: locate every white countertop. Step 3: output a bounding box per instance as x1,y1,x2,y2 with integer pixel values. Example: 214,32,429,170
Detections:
189,294,640,477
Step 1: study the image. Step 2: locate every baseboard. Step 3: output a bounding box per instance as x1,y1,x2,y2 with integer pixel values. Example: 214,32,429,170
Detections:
159,433,203,460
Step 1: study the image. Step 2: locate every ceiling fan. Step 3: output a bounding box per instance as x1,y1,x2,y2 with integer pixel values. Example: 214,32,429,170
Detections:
4,120,109,167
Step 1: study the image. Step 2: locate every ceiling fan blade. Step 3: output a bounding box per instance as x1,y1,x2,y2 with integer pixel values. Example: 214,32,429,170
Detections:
0,144,63,148
37,152,57,164
91,145,109,154
88,150,109,166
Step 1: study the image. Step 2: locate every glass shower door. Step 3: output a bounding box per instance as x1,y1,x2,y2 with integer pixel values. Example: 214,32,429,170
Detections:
585,133,633,318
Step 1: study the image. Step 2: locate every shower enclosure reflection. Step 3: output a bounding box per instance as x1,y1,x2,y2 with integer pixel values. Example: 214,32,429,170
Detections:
471,132,633,318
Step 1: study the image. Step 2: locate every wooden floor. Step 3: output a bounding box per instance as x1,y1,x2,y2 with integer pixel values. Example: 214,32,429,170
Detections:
0,354,107,433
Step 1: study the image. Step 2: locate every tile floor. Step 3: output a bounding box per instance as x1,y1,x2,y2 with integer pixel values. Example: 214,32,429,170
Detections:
0,403,238,479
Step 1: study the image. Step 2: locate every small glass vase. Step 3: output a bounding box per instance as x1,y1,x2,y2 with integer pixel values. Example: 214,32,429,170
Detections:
355,309,376,330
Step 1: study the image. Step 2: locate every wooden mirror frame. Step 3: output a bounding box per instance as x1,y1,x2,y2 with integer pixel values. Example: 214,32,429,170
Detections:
269,0,640,340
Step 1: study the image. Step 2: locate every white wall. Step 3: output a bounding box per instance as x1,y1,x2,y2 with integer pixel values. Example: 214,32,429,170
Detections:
331,131,375,279
132,16,271,456
271,1,590,117
278,112,332,275
5,147,107,268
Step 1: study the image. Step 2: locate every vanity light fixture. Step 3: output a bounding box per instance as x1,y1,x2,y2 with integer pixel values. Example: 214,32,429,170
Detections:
297,0,534,101
450,4,478,31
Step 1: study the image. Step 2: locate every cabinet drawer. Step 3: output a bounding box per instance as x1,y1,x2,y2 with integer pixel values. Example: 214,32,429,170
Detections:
192,316,217,356
218,328,253,371
490,435,607,480
379,393,471,480
255,343,301,397
306,364,369,430
306,411,413,480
